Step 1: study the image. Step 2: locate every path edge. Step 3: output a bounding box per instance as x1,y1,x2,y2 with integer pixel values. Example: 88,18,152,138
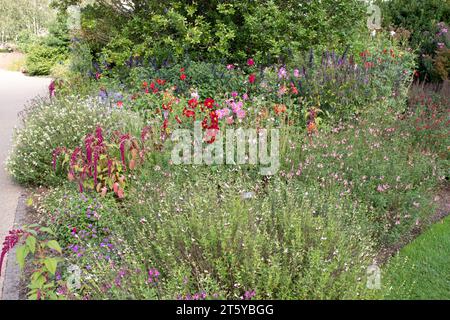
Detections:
1,193,27,300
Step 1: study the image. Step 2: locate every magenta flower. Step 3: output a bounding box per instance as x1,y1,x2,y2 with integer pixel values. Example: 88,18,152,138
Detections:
242,290,256,300
0,229,23,276
49,80,56,98
231,101,243,113
247,58,255,66
148,268,160,283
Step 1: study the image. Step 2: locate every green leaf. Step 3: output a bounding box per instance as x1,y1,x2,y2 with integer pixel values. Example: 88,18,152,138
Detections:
39,227,55,236
26,236,36,254
26,198,33,207
16,245,29,269
46,240,62,254
43,258,59,275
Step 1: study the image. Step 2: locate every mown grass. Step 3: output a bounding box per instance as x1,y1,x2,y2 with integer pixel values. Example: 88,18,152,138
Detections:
383,215,450,299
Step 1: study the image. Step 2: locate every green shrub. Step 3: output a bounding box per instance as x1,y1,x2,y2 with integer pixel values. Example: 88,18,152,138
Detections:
25,43,66,75
376,0,450,82
6,96,141,186
54,0,367,67
24,15,70,76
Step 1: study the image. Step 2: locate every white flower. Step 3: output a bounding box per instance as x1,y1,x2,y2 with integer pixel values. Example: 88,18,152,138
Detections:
370,30,377,37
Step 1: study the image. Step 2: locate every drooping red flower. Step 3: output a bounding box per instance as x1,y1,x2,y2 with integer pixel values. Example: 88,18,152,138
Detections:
249,74,256,84
119,134,131,171
0,229,23,276
180,74,187,81
117,101,123,108
204,98,215,109
156,79,166,86
49,80,56,98
142,81,148,88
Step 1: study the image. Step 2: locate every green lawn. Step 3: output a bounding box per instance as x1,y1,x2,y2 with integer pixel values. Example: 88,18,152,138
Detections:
383,215,450,299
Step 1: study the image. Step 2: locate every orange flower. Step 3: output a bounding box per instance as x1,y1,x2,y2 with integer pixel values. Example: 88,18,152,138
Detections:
274,104,287,115
307,122,317,134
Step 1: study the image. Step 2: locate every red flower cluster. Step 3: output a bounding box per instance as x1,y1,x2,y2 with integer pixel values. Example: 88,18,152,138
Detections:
180,68,187,81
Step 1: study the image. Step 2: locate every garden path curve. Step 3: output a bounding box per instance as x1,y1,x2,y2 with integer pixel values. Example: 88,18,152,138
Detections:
0,69,51,299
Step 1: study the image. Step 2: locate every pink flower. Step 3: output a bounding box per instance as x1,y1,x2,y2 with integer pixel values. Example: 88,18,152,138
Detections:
227,64,235,70
247,58,255,66
226,116,234,125
216,108,230,119
231,101,243,113
293,69,300,78
242,93,249,101
236,109,246,119
278,66,287,79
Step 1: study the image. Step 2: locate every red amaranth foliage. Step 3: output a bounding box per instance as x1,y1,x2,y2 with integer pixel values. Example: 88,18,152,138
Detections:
0,229,23,276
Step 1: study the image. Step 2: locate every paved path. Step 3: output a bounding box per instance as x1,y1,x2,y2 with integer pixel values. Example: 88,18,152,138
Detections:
0,69,51,299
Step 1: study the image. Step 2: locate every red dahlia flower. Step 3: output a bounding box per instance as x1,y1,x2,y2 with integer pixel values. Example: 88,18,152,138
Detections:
204,98,215,109
188,98,198,109
249,74,256,84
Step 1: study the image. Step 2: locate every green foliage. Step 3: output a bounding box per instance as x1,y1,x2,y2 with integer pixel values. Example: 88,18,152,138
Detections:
57,0,367,67
15,225,64,300
0,0,55,44
24,15,70,75
25,43,67,75
376,0,450,82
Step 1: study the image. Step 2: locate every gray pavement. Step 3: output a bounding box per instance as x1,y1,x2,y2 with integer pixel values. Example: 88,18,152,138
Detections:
0,69,51,299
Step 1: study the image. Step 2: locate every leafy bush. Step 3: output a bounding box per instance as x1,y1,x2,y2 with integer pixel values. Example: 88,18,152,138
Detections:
24,15,70,75
6,96,141,186
25,43,67,75
54,0,367,67
377,0,450,82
